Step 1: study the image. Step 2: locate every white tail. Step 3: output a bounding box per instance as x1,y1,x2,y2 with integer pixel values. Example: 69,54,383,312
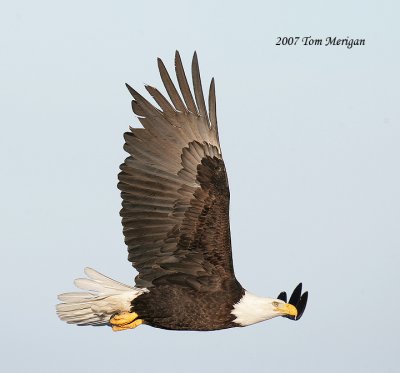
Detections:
56,268,147,326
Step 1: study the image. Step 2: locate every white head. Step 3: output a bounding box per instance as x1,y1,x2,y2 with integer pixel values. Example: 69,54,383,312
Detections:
231,291,298,327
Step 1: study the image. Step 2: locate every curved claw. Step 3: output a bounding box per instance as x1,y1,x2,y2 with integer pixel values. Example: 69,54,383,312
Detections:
280,283,308,321
296,291,308,320
288,283,302,306
277,291,287,302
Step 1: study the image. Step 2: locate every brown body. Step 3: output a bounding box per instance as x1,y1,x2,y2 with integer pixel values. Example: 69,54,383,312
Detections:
133,280,244,331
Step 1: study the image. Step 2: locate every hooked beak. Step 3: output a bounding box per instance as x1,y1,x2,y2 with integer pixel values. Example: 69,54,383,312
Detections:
275,303,298,318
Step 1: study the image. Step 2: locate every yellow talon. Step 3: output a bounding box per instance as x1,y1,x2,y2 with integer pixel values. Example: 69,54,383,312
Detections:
112,319,143,332
110,311,138,326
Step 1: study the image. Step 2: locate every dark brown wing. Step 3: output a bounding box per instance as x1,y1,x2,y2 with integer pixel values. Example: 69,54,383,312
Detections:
118,52,237,291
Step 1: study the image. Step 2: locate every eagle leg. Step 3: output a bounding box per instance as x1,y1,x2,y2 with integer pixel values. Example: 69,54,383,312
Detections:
111,318,143,332
110,311,139,326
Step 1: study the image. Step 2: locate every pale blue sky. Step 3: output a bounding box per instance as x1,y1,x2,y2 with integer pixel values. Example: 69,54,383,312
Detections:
1,1,399,372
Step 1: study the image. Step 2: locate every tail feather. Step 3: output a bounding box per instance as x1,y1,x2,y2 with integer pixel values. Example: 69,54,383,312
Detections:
83,267,135,291
57,292,97,302
56,267,147,326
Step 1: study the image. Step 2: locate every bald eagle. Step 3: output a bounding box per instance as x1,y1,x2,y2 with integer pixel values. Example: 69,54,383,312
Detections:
56,52,308,331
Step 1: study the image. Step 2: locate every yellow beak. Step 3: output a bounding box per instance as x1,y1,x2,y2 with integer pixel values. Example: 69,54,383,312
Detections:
275,303,298,318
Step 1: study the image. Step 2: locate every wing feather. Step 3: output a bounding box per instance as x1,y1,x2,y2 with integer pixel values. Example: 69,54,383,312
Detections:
157,57,186,112
191,52,209,121
209,78,218,134
174,51,198,114
119,52,237,291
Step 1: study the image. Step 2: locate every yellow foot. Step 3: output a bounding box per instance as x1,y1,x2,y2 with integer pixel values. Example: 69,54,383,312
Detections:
112,319,143,332
110,311,138,326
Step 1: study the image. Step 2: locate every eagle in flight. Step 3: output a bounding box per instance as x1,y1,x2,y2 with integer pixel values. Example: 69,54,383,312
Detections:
56,52,308,331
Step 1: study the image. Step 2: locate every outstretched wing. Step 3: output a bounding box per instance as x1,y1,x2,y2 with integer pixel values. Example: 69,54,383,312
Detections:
118,52,236,291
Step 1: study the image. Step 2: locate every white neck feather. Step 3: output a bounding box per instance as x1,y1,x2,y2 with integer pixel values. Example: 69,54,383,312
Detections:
231,291,278,326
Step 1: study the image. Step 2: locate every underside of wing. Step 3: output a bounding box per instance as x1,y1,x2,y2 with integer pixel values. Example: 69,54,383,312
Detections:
118,52,236,291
